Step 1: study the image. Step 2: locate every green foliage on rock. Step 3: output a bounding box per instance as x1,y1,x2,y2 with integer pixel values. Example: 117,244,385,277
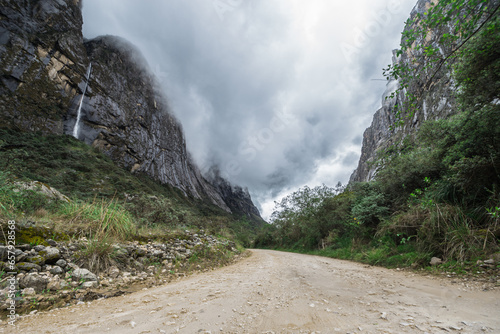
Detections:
384,0,499,124
454,14,500,109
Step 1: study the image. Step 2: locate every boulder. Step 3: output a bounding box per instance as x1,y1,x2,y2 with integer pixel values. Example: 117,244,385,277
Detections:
22,288,36,296
150,249,164,258
47,276,61,291
15,252,28,263
430,257,443,266
49,266,64,275
38,246,61,264
19,273,50,292
46,239,58,247
17,262,41,272
106,266,120,279
26,255,45,266
81,281,98,289
112,245,129,260
55,259,67,268
16,244,32,251
72,268,98,282
55,259,68,268
14,249,24,257
33,245,46,252
16,181,71,203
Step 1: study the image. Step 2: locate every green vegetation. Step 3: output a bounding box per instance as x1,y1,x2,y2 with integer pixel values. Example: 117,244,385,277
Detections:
384,0,500,125
0,129,259,248
72,232,115,273
254,2,500,271
59,198,136,239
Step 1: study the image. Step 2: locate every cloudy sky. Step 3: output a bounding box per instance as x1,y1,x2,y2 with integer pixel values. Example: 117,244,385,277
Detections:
82,0,417,220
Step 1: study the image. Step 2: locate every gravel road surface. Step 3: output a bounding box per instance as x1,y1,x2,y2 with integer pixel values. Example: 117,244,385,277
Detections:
9,249,500,333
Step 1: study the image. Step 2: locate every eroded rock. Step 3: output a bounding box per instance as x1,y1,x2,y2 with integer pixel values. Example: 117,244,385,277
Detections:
38,246,61,264
430,257,443,266
71,269,98,282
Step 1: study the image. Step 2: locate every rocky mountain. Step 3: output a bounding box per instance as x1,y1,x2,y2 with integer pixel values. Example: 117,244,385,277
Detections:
349,0,498,183
0,0,262,219
205,168,263,224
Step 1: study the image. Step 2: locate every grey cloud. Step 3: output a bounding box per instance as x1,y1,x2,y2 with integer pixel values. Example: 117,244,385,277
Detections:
343,152,361,166
352,135,363,146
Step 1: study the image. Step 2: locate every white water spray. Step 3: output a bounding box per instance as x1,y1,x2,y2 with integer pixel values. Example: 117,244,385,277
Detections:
72,63,92,138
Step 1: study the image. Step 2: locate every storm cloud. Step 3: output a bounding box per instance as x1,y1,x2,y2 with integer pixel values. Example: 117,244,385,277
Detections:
82,0,417,219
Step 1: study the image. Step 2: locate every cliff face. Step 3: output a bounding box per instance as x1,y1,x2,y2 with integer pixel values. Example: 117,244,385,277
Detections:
77,35,229,211
205,168,264,225
0,0,86,133
349,0,480,184
0,0,261,217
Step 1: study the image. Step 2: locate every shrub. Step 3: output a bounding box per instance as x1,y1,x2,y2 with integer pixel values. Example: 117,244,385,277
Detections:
351,183,389,227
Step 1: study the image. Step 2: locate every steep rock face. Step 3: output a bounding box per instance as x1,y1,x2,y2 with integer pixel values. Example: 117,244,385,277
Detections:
349,66,398,183
0,0,248,213
77,36,229,211
0,0,87,133
349,0,497,183
205,168,263,224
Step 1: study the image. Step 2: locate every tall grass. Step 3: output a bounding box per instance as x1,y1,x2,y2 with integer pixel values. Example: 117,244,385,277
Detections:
58,197,136,239
73,232,116,274
58,198,137,273
386,203,497,263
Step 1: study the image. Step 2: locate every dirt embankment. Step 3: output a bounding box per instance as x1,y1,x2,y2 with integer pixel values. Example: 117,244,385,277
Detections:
7,249,500,333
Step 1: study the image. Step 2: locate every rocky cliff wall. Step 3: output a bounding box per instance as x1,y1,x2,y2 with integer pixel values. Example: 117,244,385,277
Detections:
205,168,263,225
77,35,229,211
0,0,86,133
349,0,498,183
0,0,263,216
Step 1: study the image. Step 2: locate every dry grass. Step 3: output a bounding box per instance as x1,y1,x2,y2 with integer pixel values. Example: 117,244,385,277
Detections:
73,233,117,274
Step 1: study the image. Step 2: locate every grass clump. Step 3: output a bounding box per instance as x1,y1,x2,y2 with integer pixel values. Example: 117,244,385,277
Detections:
58,198,136,240
73,233,116,274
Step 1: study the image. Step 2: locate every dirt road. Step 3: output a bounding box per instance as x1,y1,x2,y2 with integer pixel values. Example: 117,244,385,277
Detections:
8,250,500,333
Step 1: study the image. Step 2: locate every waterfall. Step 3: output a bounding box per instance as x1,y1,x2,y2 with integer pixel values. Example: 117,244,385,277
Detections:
72,63,92,138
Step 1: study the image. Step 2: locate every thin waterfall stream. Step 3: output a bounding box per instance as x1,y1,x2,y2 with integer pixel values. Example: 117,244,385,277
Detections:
72,63,92,138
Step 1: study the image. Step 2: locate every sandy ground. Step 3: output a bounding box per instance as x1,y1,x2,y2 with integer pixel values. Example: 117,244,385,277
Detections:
5,249,500,334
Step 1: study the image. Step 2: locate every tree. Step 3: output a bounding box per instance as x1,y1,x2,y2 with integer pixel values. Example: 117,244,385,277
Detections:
270,183,344,248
